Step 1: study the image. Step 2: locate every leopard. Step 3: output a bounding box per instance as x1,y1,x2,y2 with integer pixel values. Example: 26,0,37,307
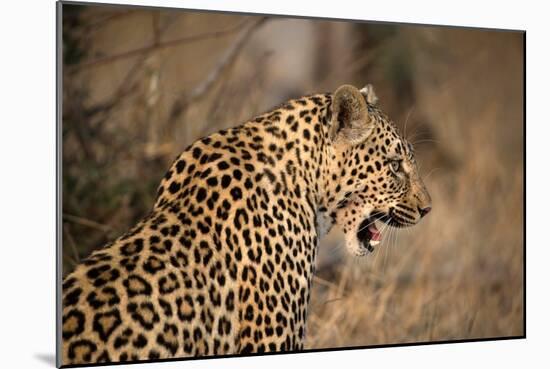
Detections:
61,83,432,365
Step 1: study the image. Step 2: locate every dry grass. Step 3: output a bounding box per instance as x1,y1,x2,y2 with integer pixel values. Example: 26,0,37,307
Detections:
62,5,524,350
307,157,523,347
307,29,524,347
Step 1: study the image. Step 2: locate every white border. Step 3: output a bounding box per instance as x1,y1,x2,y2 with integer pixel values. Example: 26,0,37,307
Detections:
1,1,547,368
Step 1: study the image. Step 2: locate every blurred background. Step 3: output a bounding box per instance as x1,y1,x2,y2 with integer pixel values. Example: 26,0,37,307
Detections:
61,4,524,348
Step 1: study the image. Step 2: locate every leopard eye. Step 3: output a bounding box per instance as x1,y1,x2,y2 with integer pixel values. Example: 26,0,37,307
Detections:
390,160,401,172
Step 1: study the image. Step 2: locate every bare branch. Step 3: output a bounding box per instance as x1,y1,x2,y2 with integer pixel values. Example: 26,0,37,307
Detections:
108,12,179,104
68,19,252,72
166,17,269,126
65,13,180,126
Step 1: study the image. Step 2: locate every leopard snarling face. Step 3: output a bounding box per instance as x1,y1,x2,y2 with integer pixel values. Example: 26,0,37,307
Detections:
325,84,432,256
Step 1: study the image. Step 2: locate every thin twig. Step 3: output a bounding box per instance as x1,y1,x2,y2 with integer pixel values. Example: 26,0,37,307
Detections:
63,213,112,233
152,12,161,46
322,297,345,306
83,9,137,32
313,275,338,289
62,252,79,269
63,223,81,263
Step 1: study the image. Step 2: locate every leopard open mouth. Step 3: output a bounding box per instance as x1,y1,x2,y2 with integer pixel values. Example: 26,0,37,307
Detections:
356,211,404,253
356,216,382,253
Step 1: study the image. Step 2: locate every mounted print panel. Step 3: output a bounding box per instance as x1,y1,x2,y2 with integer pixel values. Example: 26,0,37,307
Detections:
57,1,525,367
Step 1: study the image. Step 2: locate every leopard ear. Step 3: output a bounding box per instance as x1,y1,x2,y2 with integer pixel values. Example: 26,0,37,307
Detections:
330,84,375,144
360,84,378,105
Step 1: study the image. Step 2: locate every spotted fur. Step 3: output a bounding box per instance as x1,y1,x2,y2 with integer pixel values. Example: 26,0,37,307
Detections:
61,84,431,364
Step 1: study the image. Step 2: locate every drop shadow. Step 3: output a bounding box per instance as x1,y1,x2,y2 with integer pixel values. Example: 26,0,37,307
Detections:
34,353,56,367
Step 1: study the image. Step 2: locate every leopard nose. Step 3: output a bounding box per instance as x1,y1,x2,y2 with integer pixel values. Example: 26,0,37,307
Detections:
418,206,431,218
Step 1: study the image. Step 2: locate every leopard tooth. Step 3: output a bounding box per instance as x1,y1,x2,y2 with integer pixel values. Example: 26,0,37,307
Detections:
369,240,380,246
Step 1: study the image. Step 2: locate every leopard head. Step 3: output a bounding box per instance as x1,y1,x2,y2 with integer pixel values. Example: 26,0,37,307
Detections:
324,84,432,256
